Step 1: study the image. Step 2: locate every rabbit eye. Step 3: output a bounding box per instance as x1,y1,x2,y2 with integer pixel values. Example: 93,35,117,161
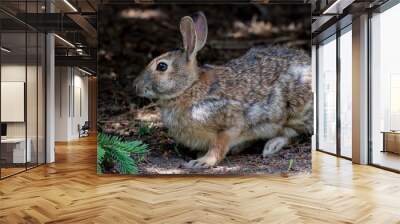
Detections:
156,62,168,72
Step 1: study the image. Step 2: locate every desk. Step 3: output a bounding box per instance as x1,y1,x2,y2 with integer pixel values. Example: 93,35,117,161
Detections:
1,138,31,163
382,131,400,154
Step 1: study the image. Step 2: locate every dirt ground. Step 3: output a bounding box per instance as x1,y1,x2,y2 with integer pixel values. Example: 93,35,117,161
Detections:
139,143,311,175
99,108,311,175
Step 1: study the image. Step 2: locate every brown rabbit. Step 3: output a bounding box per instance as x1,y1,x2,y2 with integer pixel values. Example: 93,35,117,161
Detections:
134,12,313,169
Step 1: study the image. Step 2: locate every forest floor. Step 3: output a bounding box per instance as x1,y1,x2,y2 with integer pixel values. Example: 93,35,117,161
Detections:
100,107,311,175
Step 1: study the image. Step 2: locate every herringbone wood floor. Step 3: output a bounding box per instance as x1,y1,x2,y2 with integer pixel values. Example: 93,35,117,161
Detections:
1,136,400,224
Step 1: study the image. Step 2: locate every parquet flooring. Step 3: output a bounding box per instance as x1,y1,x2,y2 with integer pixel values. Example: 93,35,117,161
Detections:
1,167,26,178
1,135,400,223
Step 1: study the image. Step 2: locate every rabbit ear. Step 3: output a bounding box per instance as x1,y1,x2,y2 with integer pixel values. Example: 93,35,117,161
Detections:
192,11,208,52
180,16,197,60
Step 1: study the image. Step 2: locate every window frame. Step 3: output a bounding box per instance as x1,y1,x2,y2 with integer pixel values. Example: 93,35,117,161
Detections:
315,23,353,161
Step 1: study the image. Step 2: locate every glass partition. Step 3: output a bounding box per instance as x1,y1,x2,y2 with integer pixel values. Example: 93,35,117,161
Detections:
27,30,38,169
26,0,43,169
0,1,46,179
38,32,45,165
1,30,28,177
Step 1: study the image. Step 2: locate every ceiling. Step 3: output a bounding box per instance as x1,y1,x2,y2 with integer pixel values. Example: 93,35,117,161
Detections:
0,0,98,73
7,0,382,74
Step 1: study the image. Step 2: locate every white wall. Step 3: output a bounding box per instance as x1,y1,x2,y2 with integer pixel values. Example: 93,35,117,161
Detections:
1,65,26,139
55,66,69,141
55,66,89,141
72,73,89,138
1,65,41,137
1,65,26,81
1,82,25,122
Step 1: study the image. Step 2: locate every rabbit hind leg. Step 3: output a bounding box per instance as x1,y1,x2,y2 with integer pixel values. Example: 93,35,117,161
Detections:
262,137,289,157
262,127,299,157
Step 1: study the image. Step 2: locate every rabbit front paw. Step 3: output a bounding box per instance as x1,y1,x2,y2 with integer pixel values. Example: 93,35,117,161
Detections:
183,156,217,169
262,137,288,157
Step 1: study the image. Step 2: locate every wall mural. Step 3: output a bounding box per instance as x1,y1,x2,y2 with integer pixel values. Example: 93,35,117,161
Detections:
97,3,312,175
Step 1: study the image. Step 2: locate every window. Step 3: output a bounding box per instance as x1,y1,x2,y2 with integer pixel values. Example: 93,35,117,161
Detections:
370,2,400,171
339,26,352,158
316,25,353,159
317,35,337,154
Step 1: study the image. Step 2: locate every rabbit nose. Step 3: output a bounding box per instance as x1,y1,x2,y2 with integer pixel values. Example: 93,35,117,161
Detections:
134,83,140,95
134,81,147,97
135,83,141,95
133,78,142,94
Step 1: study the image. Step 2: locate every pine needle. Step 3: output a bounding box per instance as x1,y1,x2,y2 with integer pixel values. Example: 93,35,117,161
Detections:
97,132,148,174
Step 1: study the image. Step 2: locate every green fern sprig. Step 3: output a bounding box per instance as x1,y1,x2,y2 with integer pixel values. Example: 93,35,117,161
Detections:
97,132,148,174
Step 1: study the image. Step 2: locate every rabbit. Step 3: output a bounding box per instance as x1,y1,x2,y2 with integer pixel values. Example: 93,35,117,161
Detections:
134,11,313,169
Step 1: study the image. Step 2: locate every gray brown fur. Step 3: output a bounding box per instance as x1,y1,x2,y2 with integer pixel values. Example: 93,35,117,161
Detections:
134,12,313,169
